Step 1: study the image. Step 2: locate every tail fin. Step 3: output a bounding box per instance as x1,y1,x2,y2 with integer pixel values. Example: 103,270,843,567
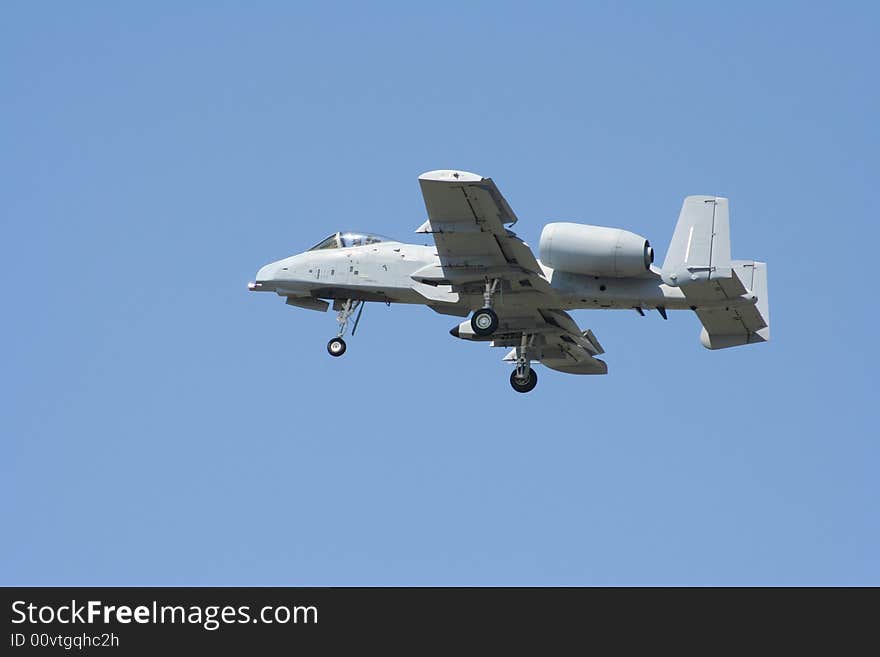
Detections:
662,195,771,350
662,195,732,286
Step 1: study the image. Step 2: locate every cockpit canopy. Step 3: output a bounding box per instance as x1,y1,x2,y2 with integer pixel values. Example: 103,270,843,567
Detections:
308,231,398,250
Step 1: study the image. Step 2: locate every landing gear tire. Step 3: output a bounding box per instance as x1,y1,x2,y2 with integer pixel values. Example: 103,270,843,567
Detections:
327,337,347,357
471,308,499,336
510,369,538,393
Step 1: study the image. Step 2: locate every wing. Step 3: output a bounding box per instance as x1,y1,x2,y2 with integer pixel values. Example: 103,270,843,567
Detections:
414,169,552,294
497,308,608,375
417,170,608,375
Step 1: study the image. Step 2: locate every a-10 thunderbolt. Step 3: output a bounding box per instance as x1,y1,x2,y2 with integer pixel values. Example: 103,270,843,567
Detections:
249,170,770,392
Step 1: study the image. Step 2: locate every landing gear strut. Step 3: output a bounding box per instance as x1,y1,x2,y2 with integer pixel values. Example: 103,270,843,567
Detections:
327,299,362,357
470,278,500,336
510,334,538,393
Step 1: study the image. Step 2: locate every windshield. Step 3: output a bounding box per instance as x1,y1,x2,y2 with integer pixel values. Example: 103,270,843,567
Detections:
309,234,340,250
308,232,397,251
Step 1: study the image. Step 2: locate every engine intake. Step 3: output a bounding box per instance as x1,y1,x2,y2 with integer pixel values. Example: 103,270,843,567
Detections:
539,222,653,278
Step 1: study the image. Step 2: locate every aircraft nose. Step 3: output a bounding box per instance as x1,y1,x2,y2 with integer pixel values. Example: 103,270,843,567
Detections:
256,263,275,280
248,263,278,291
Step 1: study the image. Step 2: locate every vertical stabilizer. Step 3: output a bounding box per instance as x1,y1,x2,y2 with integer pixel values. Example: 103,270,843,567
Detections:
662,196,732,286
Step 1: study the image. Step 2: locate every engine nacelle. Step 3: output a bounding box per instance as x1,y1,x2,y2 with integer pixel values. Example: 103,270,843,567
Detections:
539,222,654,278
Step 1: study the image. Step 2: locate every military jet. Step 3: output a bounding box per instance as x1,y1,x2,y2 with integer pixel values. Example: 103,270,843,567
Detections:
249,170,770,392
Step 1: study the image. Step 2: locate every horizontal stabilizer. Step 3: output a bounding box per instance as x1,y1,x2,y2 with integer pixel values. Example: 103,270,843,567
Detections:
697,261,770,349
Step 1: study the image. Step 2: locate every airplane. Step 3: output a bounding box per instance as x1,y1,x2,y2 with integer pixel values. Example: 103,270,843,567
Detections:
249,169,770,392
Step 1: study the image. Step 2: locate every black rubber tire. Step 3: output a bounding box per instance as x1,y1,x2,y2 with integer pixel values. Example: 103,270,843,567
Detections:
327,337,347,357
470,308,499,336
510,369,538,393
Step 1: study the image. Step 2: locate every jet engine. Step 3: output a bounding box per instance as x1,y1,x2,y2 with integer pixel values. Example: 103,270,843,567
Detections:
539,222,654,278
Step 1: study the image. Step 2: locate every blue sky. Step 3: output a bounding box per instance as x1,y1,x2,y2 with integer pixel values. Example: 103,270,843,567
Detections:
2,2,877,585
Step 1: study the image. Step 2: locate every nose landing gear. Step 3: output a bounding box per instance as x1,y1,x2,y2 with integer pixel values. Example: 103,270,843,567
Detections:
326,299,363,357
327,337,347,357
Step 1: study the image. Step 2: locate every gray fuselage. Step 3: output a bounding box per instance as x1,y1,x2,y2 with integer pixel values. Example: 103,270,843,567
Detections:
252,239,693,317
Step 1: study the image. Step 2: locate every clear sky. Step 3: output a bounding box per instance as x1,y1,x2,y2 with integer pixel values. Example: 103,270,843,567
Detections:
2,2,877,585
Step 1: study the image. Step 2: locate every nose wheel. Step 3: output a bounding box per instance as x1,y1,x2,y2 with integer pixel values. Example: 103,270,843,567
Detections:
327,337,347,357
326,299,363,357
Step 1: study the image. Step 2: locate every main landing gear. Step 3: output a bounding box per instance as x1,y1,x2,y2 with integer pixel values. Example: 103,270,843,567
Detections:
326,299,363,357
510,369,538,393
510,333,538,393
470,278,500,336
471,308,498,336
